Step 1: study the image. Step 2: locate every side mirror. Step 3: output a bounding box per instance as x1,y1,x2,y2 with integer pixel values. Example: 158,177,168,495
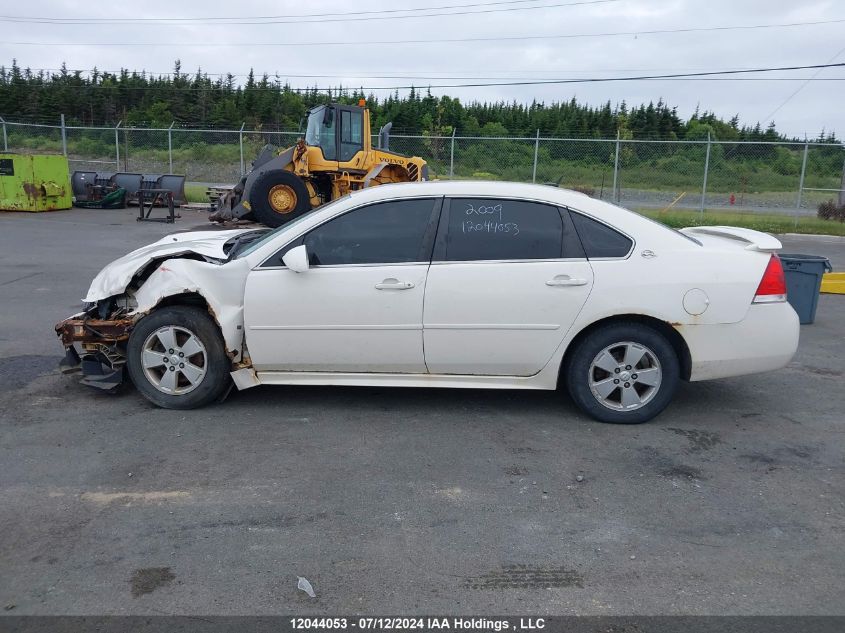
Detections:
282,244,310,273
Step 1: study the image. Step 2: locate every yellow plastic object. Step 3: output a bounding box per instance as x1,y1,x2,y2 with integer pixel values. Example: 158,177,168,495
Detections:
0,153,72,212
820,272,845,294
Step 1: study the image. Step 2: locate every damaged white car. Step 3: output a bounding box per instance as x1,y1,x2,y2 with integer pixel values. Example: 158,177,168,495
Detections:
56,181,799,424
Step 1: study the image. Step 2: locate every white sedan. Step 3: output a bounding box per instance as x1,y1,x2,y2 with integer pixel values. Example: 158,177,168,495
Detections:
56,181,799,424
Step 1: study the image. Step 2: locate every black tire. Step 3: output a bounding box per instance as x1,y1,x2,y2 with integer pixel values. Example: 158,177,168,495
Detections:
126,306,231,410
249,170,311,228
564,322,680,424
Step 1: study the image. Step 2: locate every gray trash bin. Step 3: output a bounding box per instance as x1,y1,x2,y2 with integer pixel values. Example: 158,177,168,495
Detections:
779,254,833,324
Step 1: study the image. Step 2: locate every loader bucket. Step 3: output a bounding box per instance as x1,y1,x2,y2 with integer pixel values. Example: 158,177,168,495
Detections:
70,171,98,201
72,171,185,206
134,174,186,206
155,175,187,206
110,173,143,198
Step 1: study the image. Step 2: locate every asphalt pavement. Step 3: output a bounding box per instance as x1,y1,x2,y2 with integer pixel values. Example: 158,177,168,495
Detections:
0,206,843,615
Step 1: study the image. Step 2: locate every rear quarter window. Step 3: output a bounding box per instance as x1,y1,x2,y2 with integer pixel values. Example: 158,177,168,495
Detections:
571,212,633,258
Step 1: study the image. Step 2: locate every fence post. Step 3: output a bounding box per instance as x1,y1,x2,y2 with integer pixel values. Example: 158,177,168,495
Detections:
839,154,845,208
114,121,121,169
796,140,809,211
0,117,6,151
449,128,456,178
700,132,711,217
239,123,246,176
612,131,620,203
168,122,174,174
532,129,540,183
60,114,67,156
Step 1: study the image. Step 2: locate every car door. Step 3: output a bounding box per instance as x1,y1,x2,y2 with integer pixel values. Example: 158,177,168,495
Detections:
423,197,594,376
243,197,441,373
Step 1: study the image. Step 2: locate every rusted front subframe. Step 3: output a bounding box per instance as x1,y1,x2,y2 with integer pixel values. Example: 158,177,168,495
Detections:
55,316,135,346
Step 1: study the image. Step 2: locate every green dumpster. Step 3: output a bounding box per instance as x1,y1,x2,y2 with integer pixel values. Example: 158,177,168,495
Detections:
779,254,833,325
0,153,72,212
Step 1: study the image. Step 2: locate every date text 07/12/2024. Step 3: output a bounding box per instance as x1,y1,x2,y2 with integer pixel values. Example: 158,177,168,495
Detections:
289,617,546,631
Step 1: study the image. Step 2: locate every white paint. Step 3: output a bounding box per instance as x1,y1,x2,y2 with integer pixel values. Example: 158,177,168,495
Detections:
422,260,593,375
680,226,783,252
683,288,710,316
84,228,250,302
76,181,800,398
245,264,429,372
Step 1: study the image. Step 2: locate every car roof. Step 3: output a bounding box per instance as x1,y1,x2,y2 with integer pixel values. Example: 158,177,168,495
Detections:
347,180,590,206
344,180,647,230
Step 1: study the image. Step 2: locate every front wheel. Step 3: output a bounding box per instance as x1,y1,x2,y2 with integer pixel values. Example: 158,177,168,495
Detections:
564,323,680,424
250,170,312,228
126,306,231,409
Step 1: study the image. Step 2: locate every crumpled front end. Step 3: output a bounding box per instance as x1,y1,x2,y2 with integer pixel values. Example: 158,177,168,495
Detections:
55,228,259,393
55,303,136,391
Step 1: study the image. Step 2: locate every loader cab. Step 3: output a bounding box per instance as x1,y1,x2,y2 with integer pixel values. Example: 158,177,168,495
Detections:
304,104,370,165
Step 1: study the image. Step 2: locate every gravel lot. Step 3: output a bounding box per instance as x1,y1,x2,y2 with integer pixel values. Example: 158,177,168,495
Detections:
0,207,843,615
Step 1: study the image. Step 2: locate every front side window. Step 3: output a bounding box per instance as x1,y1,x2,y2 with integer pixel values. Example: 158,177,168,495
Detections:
441,198,563,262
303,199,436,265
339,110,364,161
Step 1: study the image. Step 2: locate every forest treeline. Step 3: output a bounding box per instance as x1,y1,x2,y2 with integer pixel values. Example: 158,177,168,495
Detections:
0,60,839,143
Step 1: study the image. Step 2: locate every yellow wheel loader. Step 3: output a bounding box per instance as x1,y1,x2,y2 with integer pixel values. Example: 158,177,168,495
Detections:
210,101,428,228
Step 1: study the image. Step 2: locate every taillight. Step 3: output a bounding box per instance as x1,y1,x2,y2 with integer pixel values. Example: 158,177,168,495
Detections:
753,254,787,303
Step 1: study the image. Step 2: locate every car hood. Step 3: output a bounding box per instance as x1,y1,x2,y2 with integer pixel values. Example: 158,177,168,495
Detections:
84,229,252,303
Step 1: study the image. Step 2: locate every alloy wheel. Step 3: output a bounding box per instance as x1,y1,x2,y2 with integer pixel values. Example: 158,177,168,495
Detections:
588,341,662,411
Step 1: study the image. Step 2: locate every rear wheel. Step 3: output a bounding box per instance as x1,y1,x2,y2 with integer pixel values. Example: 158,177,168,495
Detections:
250,170,311,228
127,306,231,409
565,323,680,424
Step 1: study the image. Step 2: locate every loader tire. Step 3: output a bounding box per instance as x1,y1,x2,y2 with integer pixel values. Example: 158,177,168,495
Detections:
250,170,311,228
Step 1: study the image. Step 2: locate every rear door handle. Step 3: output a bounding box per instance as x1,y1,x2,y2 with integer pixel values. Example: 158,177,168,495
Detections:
546,275,588,287
375,278,415,290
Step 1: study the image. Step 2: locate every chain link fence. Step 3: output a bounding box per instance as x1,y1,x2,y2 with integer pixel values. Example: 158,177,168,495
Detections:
2,117,843,225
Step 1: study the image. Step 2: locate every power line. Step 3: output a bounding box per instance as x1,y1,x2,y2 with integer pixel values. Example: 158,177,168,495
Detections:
2,17,843,47
19,64,841,79
0,0,553,21
10,65,845,83
763,45,845,124
4,63,842,92
0,0,619,25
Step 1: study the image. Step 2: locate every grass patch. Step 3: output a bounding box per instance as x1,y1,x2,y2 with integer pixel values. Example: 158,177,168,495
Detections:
638,208,845,237
184,185,211,204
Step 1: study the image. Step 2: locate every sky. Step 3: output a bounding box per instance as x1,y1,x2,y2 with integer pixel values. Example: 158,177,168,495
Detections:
2,0,844,138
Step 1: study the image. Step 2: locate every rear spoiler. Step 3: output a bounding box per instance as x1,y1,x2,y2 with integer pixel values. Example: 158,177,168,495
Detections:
679,226,782,252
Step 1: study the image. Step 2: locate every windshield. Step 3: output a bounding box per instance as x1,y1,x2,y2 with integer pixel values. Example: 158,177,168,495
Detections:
234,193,353,259
304,106,337,160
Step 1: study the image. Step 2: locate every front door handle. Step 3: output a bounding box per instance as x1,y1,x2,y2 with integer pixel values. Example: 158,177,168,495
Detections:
375,278,415,290
546,275,588,287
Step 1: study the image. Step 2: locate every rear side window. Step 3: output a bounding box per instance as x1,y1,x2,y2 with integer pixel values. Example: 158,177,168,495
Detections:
303,198,436,265
571,212,633,258
441,198,563,262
